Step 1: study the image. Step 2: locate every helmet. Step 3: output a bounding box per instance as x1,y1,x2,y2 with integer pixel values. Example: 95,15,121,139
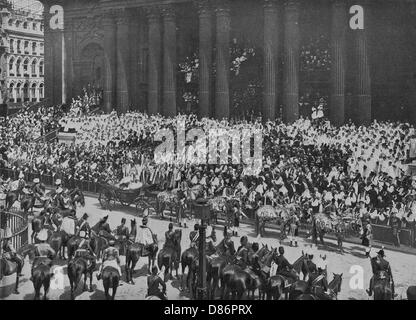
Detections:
142,217,148,225
108,239,115,246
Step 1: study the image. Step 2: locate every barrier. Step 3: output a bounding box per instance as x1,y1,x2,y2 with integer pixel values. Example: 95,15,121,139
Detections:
0,208,28,251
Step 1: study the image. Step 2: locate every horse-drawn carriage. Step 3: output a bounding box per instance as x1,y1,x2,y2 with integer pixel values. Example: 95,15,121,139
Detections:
255,204,297,238
98,183,156,213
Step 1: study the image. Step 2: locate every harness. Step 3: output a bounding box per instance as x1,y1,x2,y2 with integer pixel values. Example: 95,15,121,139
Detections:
312,274,325,286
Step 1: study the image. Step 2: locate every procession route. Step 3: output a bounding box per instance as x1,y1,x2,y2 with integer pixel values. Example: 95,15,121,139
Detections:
1,195,416,300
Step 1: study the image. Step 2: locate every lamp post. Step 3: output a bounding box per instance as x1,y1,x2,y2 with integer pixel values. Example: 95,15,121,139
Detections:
194,198,210,300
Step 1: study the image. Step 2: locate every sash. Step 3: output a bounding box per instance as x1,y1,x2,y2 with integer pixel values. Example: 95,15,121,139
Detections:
312,274,325,286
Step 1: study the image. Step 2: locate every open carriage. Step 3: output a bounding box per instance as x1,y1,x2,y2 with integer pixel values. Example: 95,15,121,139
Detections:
98,183,156,213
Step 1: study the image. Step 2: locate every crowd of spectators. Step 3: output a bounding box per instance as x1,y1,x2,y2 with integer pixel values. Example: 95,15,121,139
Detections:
1,106,416,230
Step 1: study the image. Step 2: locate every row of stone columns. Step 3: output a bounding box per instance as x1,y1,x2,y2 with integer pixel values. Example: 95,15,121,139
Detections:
98,0,370,124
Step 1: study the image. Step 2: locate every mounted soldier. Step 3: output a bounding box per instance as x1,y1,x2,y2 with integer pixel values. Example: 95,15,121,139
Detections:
136,216,155,255
1,227,24,277
147,266,167,300
275,246,299,282
95,215,115,241
76,213,91,238
366,248,395,298
308,259,331,299
189,224,199,249
96,239,122,280
61,209,77,238
115,218,130,254
30,229,56,282
165,222,175,248
32,178,46,206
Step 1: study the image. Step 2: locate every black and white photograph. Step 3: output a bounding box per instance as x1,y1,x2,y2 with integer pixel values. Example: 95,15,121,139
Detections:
0,0,416,307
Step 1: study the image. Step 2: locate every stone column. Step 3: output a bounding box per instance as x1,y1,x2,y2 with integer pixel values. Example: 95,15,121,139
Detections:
147,6,162,115
116,12,130,113
330,0,346,126
353,3,371,124
162,5,177,117
128,10,140,110
214,1,231,120
64,17,73,103
283,0,299,123
102,11,117,113
263,0,279,120
197,0,213,118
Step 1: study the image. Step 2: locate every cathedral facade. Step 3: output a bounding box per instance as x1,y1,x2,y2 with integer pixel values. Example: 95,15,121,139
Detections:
41,0,416,124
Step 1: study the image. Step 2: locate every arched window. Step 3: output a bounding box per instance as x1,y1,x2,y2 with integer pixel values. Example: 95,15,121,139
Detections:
23,22,28,29
24,41,29,53
16,40,21,53
32,42,37,55
9,83,15,102
9,57,14,74
23,58,29,74
39,60,44,75
33,23,37,31
31,59,37,75
16,58,21,76
23,83,29,101
9,39,14,53
15,21,21,28
39,83,44,100
8,19,13,27
16,83,22,102
31,83,37,101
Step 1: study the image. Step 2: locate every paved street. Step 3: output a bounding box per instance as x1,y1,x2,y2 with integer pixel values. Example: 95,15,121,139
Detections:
1,196,416,300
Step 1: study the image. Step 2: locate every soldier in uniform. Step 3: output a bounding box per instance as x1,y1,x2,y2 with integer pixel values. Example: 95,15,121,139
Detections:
32,178,45,205
96,215,115,240
389,212,401,247
275,246,299,282
366,248,395,297
115,218,130,254
30,229,56,282
147,266,167,300
2,227,24,277
54,187,66,210
165,222,175,247
76,213,91,238
236,236,250,268
136,217,155,255
189,223,199,248
308,260,330,299
96,239,122,280
75,223,97,270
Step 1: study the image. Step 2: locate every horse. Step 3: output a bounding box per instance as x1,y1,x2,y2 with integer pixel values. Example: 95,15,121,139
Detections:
255,204,291,238
125,219,159,284
180,246,198,294
297,273,343,300
221,245,270,300
68,188,85,208
31,257,54,300
373,271,393,300
49,230,70,260
0,244,35,294
156,190,180,220
5,182,25,210
67,250,96,299
206,237,236,300
102,266,120,300
157,229,182,282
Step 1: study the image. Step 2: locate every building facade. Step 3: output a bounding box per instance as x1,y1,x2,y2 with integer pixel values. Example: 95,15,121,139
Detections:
0,1,44,106
41,0,416,124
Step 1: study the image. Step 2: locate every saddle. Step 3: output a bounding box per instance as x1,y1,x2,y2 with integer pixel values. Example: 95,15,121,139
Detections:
32,257,52,270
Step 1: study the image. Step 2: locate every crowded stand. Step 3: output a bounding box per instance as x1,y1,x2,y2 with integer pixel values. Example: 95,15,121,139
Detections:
300,35,332,72
2,101,416,234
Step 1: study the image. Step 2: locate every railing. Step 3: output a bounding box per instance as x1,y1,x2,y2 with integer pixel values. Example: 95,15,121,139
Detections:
0,208,28,251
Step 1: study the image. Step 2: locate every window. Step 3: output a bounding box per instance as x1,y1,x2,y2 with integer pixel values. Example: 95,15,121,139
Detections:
24,41,29,53
9,39,14,53
16,21,20,28
32,42,36,54
9,83,14,102
9,58,14,74
16,40,21,53
39,60,43,75
23,22,28,29
31,83,37,101
40,24,43,31
33,23,37,31
23,83,29,101
16,83,21,102
39,83,44,100
8,19,13,27
16,59,21,76
31,59,37,75
23,59,29,74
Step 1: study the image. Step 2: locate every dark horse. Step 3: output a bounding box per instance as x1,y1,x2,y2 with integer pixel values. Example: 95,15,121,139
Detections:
32,257,55,300
102,266,120,300
296,273,343,300
373,271,393,300
0,244,35,294
5,181,25,210
157,229,182,282
68,188,85,208
67,250,96,299
125,219,159,284
206,237,236,300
